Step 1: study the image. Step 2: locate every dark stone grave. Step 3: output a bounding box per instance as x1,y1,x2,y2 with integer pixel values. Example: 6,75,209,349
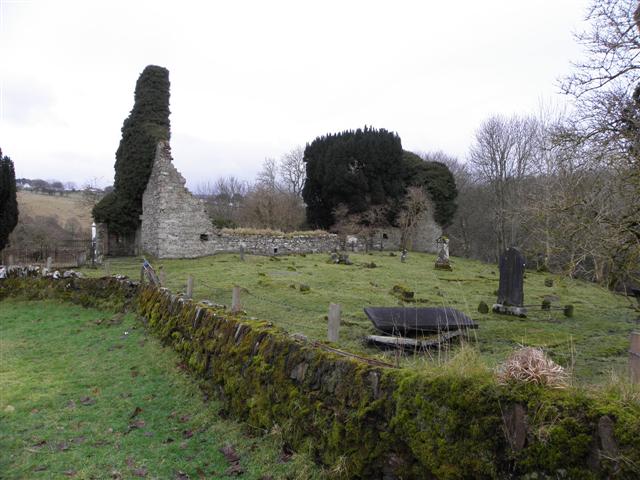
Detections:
492,247,527,317
364,306,477,336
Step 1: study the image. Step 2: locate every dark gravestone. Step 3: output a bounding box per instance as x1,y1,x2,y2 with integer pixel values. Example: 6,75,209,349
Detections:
492,247,527,317
497,247,525,307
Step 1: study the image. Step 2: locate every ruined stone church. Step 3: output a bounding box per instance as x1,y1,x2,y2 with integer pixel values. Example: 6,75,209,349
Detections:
96,140,441,259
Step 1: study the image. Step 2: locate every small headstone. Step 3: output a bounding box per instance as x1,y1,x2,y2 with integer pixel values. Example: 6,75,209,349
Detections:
346,236,358,252
478,301,489,314
400,249,408,263
239,243,245,261
434,236,452,271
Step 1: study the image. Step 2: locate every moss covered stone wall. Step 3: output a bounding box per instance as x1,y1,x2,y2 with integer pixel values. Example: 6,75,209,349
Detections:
2,277,638,479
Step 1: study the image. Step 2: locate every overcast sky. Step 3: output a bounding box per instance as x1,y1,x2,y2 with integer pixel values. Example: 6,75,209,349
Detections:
1,0,591,189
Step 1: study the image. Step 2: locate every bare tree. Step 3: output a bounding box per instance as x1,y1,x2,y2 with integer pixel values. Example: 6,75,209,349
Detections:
562,0,640,99
560,0,640,286
80,177,105,209
238,158,305,231
279,146,306,197
196,176,247,228
257,157,281,192
468,114,538,258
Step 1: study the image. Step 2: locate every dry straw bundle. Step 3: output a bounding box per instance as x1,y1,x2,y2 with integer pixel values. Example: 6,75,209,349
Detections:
497,347,568,388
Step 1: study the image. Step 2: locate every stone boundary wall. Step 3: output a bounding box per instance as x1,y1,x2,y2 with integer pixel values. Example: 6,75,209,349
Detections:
198,232,343,256
2,277,638,479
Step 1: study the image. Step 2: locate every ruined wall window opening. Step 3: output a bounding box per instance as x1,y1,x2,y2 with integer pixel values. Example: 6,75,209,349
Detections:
200,234,209,241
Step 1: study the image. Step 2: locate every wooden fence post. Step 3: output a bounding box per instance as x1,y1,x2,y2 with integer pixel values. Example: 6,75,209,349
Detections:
232,286,242,313
186,275,194,299
631,331,640,384
140,265,145,285
159,269,166,287
328,303,341,342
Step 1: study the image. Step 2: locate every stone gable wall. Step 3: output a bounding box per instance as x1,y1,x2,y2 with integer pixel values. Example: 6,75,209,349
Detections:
141,141,215,258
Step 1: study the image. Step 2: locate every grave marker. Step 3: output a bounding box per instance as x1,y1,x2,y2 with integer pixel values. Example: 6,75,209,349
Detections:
232,286,242,313
434,236,452,270
492,247,527,317
328,303,341,342
186,275,194,299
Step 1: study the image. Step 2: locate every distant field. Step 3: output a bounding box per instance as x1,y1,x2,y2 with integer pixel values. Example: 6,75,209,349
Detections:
17,191,93,229
81,252,640,384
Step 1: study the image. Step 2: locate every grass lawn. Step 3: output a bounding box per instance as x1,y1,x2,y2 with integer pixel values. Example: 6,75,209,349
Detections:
84,252,639,384
0,299,325,479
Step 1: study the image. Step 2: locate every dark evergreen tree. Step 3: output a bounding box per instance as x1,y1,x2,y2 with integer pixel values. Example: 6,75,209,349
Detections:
93,65,170,234
302,127,406,229
403,151,458,228
0,148,19,251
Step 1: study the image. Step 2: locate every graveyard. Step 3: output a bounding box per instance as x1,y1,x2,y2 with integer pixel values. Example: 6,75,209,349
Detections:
78,250,637,385
3,4,640,475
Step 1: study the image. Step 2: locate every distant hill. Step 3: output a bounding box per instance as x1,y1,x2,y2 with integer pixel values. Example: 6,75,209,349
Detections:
7,191,95,248
17,190,93,229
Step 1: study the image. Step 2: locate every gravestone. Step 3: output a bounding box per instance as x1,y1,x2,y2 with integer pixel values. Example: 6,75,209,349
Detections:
492,247,527,317
434,236,452,270
400,249,408,263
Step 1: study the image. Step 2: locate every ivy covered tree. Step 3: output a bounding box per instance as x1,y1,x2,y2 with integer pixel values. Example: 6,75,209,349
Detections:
0,148,19,251
93,65,171,235
302,127,406,229
403,151,458,227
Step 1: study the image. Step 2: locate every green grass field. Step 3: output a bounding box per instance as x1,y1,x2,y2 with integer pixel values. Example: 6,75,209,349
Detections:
0,299,325,479
84,252,639,384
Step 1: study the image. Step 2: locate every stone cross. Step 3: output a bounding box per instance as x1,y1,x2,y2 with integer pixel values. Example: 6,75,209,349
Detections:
434,236,452,270
497,247,526,307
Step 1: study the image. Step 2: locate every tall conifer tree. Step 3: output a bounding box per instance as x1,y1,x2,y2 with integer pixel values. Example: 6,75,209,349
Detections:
0,148,19,251
93,65,170,234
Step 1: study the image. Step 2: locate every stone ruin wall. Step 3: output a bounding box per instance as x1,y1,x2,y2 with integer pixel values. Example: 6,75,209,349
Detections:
141,141,216,258
134,140,440,259
140,141,343,258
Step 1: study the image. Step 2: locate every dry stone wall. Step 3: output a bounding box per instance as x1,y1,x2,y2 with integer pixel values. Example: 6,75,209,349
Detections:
4,277,639,478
